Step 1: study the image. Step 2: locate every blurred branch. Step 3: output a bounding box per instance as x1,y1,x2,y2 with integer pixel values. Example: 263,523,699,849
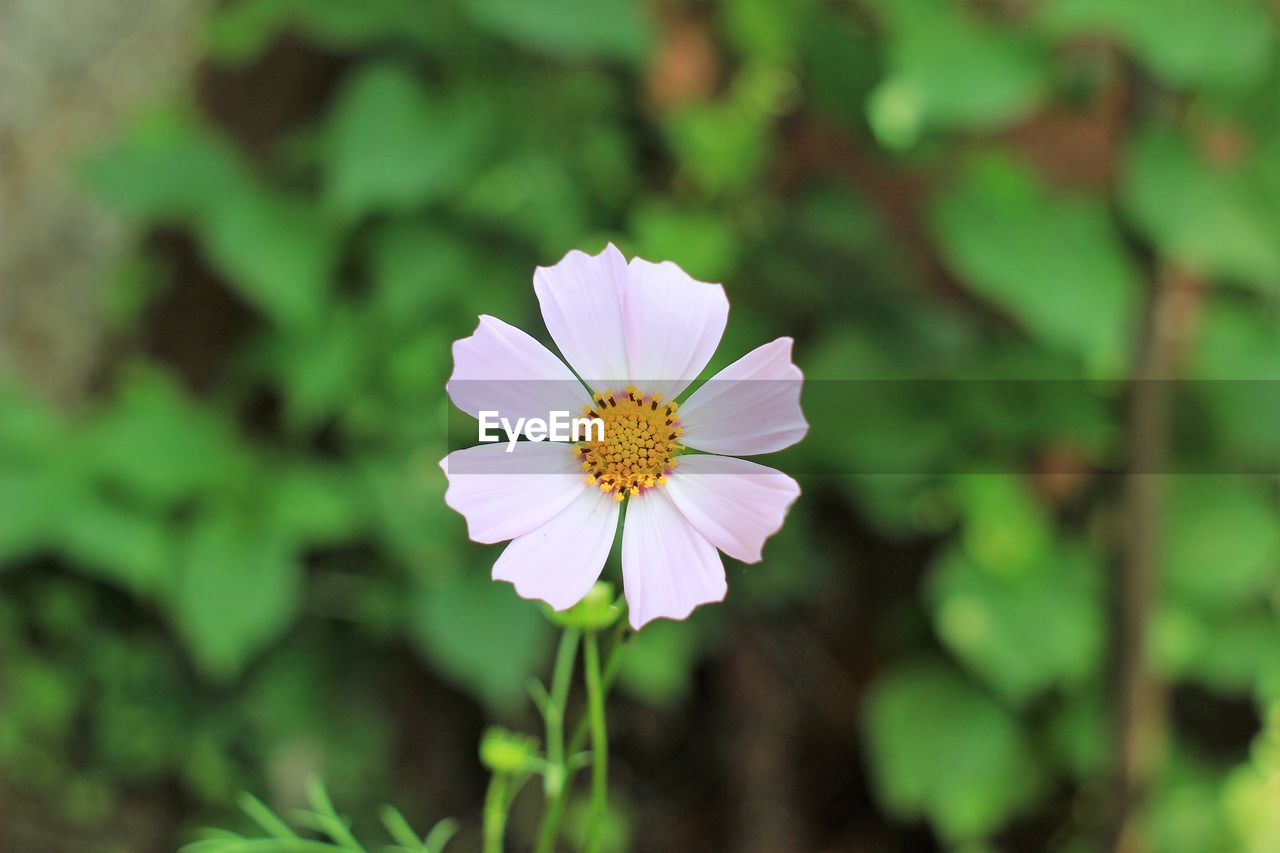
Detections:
1113,266,1198,852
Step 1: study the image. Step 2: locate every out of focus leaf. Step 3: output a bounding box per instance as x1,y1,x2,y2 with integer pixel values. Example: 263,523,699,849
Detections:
801,8,879,132
864,663,1046,842
324,64,487,221
724,0,803,61
85,366,253,509
0,467,69,565
261,304,373,429
1145,755,1232,853
1192,297,1280,380
1155,606,1280,695
208,0,442,65
932,154,1140,373
1043,0,1272,90
409,573,549,708
929,542,1105,705
1045,690,1109,780
1185,298,1280,467
665,100,773,197
1163,477,1280,611
1122,125,1280,290
867,0,1047,147
366,223,474,326
617,620,703,707
458,0,653,62
1223,750,1280,850
628,201,739,282
1183,615,1280,694
83,110,249,223
267,462,367,548
174,514,302,680
459,151,591,254
87,112,337,326
955,474,1053,577
201,187,340,328
61,498,174,598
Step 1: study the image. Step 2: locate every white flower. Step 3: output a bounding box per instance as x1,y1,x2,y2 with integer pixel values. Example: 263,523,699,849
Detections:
440,245,806,629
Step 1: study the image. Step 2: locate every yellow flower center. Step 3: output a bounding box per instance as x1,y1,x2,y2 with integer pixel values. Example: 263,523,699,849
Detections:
573,387,683,501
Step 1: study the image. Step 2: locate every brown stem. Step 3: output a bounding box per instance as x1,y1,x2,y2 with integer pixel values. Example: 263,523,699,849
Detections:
1112,267,1197,851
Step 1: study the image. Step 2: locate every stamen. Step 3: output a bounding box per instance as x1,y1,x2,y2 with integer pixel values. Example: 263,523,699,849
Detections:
573,388,682,501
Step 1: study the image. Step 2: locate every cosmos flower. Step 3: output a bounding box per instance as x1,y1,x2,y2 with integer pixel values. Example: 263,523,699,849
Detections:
440,245,806,629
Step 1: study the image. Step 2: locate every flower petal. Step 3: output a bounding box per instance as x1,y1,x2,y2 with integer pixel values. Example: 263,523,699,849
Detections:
623,258,728,400
492,484,620,611
446,315,589,426
439,442,586,544
621,489,726,629
664,455,800,563
677,337,808,456
534,244,630,388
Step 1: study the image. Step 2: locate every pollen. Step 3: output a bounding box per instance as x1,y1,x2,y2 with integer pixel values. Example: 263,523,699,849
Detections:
576,389,683,500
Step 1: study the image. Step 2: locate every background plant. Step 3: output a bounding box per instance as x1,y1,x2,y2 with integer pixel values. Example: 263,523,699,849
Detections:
1,0,1278,850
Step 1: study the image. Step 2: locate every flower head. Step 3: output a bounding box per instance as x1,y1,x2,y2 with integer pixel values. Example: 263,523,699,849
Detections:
440,244,806,629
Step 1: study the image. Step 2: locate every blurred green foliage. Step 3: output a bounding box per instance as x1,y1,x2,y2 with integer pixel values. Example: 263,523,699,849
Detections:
1,0,1279,849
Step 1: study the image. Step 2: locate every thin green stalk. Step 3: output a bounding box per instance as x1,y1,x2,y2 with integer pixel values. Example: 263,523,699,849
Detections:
546,628,581,786
536,616,629,853
482,771,510,853
567,620,628,757
581,630,607,853
534,628,581,853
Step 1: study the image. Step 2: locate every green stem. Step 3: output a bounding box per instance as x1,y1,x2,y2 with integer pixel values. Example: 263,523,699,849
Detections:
533,628,581,853
568,620,628,757
582,630,607,853
482,771,510,853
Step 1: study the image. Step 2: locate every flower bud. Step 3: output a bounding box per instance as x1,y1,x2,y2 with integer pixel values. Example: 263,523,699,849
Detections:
479,727,539,775
543,581,622,631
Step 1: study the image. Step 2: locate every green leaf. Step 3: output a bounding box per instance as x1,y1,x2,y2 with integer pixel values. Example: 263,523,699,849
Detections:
955,474,1054,577
174,514,302,680
1167,604,1280,691
628,201,740,281
408,574,549,708
867,0,1047,147
267,462,367,548
1192,296,1280,380
459,151,593,254
665,100,772,197
1163,477,1280,611
208,0,442,66
201,187,341,328
931,154,1140,373
366,223,474,326
0,467,63,563
1045,690,1109,780
262,304,373,429
864,662,1046,842
324,64,487,221
85,366,254,509
61,497,175,598
928,542,1106,705
1185,297,1280,465
86,111,338,326
616,620,703,707
82,110,250,223
1043,0,1272,90
1122,125,1280,290
458,0,653,62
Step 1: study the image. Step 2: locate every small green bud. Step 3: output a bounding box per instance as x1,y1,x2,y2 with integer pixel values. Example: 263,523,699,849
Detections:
542,581,622,631
479,727,539,775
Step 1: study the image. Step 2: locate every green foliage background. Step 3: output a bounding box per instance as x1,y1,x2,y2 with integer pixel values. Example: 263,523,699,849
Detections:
1,0,1279,850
